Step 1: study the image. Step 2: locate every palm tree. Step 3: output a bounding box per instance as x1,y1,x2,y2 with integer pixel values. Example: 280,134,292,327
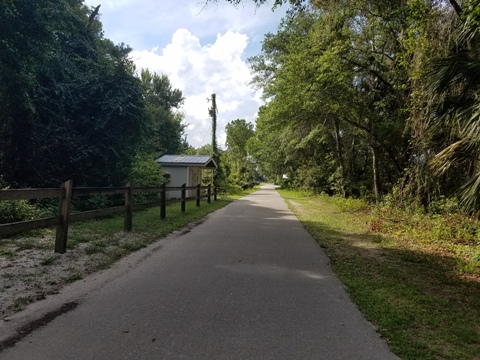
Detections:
430,5,480,211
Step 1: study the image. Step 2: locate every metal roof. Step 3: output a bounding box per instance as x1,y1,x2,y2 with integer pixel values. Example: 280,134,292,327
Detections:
156,155,217,168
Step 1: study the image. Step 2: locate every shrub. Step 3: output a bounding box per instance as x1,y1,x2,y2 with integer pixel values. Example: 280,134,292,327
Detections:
0,199,41,224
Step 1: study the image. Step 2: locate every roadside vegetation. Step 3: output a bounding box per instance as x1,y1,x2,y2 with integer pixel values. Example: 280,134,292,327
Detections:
278,189,480,360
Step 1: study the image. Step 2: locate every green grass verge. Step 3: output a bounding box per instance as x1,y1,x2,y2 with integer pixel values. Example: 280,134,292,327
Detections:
220,185,262,200
65,198,232,269
278,189,480,360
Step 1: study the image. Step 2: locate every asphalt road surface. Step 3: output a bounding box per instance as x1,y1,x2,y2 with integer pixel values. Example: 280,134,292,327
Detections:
1,185,398,359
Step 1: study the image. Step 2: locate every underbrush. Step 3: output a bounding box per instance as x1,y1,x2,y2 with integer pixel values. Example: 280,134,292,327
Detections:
370,199,480,279
0,199,42,224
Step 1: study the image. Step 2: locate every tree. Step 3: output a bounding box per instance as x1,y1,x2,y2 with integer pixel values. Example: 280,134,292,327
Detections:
216,0,480,211
246,106,288,183
226,119,254,160
225,119,256,186
140,69,188,156
0,1,155,188
250,4,410,197
196,144,214,156
428,0,480,211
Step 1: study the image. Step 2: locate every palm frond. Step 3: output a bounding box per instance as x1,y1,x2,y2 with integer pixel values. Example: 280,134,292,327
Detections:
459,171,480,212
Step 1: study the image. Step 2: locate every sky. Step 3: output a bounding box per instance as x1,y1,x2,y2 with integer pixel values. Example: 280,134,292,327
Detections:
82,0,287,149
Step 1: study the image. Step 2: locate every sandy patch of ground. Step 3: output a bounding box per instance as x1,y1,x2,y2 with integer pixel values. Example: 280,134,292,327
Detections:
0,231,148,318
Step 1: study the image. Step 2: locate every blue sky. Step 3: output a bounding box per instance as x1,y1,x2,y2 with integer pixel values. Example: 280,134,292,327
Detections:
83,0,287,149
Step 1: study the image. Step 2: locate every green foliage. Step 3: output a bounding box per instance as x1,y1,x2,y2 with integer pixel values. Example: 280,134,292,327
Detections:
225,119,257,189
130,154,165,203
246,0,480,215
130,155,165,186
426,1,480,212
371,195,480,271
70,195,122,213
225,119,254,159
0,0,146,188
196,144,214,155
249,5,409,198
0,0,191,213
140,69,188,156
0,196,41,224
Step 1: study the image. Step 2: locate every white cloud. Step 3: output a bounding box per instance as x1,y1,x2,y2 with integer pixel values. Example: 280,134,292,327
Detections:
84,0,286,59
83,0,288,150
132,28,263,149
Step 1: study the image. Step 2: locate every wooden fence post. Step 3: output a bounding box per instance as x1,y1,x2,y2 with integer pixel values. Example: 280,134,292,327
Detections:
124,182,132,232
214,186,217,201
207,184,211,204
55,179,73,254
181,183,186,212
196,184,201,207
160,182,166,219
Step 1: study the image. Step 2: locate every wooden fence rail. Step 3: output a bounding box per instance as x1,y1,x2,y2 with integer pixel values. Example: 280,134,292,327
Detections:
0,181,217,253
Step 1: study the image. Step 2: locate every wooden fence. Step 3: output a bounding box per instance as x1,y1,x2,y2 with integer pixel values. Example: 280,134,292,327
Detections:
0,180,218,254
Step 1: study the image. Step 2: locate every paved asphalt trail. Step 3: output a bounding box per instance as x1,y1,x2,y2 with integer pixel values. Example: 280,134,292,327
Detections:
2,185,398,359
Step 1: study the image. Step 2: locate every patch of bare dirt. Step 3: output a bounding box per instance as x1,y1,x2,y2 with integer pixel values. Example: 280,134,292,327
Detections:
0,231,148,318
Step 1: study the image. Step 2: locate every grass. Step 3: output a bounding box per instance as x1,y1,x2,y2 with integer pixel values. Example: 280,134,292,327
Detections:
40,255,56,266
15,239,39,251
221,186,260,200
63,198,232,271
12,296,32,312
0,247,15,259
64,267,84,283
70,198,231,238
278,189,480,360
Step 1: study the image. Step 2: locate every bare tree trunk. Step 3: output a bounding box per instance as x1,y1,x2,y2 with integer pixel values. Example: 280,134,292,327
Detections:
209,94,219,185
371,144,380,202
87,5,101,29
333,116,347,197
449,0,462,17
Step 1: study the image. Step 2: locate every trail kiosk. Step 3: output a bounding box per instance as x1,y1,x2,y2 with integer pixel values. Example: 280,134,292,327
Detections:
156,155,217,199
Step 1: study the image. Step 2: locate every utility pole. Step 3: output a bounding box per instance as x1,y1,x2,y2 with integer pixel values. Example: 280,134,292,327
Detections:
209,94,219,186
209,94,218,157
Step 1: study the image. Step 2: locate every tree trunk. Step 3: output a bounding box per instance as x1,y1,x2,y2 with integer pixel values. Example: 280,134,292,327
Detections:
371,144,380,202
333,116,347,197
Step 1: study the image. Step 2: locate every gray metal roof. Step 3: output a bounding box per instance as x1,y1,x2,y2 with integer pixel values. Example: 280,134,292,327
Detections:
156,155,217,168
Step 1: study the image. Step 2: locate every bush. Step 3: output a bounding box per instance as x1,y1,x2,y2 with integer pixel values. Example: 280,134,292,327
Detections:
226,183,243,194
0,199,41,224
131,154,165,204
131,155,165,187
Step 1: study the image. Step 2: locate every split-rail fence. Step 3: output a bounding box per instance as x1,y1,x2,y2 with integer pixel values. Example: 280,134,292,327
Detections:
0,180,218,253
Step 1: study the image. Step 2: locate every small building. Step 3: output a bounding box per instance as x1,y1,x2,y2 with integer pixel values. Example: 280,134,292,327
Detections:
156,155,217,199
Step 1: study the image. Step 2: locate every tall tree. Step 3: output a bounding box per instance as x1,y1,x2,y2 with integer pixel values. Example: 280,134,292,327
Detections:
140,69,187,156
0,0,147,187
225,119,256,186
